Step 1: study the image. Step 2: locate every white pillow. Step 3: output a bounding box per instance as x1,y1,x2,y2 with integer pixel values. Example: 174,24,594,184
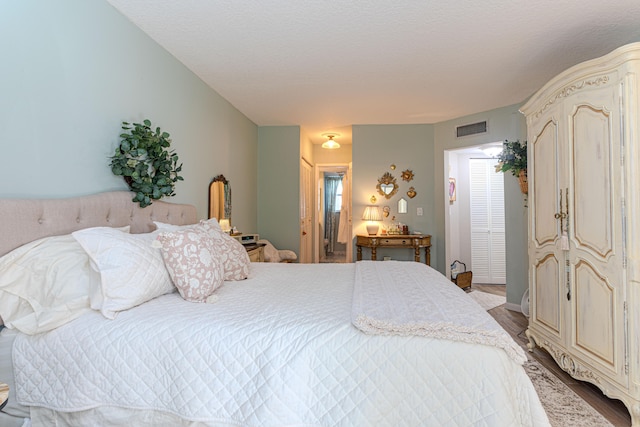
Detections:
156,228,224,302
72,227,174,319
0,234,99,334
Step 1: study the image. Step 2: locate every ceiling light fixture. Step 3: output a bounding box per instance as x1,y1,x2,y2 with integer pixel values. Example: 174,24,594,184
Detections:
321,133,341,149
481,145,503,158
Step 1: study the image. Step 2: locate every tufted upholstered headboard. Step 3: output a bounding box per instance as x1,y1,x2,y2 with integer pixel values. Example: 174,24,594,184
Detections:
0,191,198,257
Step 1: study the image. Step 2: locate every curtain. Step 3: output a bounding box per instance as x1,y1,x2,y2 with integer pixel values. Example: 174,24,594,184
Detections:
337,173,350,244
324,176,341,254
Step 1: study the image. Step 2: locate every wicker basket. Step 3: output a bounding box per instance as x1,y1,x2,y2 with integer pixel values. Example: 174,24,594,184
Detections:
518,170,528,194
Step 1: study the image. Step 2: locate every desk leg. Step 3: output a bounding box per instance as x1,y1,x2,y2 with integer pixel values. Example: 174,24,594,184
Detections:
357,246,362,261
371,247,377,261
414,247,421,263
425,247,431,266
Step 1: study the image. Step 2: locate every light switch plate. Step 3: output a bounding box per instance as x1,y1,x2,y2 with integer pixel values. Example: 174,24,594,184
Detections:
417,207,423,216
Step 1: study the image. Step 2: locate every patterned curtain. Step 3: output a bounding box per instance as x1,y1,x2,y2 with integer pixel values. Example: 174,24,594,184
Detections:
324,176,341,254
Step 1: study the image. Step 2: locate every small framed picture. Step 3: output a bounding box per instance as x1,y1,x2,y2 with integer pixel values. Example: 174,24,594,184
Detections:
449,178,457,202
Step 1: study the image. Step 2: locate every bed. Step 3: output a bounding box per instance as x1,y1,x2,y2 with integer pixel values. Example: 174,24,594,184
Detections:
0,191,550,427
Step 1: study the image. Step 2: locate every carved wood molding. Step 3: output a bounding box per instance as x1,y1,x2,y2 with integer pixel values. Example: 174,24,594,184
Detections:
532,76,610,119
540,339,602,384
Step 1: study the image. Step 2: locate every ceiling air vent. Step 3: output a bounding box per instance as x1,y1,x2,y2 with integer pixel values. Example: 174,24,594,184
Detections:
456,121,487,138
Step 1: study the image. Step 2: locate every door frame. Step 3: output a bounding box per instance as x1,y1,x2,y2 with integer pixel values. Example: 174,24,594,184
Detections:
444,143,505,282
314,163,352,263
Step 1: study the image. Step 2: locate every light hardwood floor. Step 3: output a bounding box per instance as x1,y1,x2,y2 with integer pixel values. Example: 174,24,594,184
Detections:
473,284,631,427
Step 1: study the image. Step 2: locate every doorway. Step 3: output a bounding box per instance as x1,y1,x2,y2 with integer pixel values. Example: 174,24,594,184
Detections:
315,164,352,263
444,143,505,285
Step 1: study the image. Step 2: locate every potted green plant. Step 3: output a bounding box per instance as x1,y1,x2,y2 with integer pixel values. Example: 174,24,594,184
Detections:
109,119,183,207
495,139,528,194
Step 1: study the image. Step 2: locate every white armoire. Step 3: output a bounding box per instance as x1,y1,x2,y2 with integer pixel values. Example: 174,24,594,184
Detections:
520,42,640,426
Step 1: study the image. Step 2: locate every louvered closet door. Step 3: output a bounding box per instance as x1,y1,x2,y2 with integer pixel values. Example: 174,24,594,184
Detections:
470,159,505,284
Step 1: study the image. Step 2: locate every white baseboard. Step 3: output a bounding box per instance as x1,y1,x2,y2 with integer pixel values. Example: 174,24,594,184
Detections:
504,302,522,313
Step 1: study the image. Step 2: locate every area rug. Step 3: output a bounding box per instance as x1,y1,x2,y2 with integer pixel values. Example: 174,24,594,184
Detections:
524,357,614,427
467,290,506,311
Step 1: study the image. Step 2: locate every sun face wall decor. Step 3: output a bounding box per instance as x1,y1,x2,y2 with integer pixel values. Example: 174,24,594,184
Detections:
401,169,414,182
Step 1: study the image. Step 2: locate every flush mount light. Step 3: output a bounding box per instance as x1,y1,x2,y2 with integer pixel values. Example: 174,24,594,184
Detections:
321,133,341,149
481,145,503,158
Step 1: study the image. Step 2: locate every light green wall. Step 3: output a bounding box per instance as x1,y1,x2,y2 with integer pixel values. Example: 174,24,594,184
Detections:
0,0,258,231
434,104,528,306
257,126,300,255
352,124,435,262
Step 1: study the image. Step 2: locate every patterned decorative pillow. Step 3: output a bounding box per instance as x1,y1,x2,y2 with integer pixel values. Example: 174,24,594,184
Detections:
154,218,222,233
199,220,250,281
156,228,224,303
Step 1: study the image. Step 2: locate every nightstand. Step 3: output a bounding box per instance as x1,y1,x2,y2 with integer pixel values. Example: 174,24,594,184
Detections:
243,243,265,262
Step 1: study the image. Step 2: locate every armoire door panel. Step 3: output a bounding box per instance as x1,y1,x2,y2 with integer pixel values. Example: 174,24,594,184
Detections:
571,105,614,260
532,119,560,247
566,89,627,387
533,254,561,334
573,260,616,365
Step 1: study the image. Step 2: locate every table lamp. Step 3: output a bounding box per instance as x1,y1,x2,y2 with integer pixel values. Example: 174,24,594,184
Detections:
218,218,231,233
362,206,382,235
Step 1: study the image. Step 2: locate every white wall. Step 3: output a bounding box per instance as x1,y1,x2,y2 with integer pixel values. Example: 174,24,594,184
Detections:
0,0,258,231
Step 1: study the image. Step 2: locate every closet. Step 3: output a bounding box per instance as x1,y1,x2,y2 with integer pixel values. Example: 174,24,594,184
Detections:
469,158,505,284
520,42,640,426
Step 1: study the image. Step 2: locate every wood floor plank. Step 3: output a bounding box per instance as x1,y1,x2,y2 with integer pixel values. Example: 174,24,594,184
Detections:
472,284,631,427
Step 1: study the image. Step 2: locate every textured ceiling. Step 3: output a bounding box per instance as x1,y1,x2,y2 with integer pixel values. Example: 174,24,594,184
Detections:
105,0,640,144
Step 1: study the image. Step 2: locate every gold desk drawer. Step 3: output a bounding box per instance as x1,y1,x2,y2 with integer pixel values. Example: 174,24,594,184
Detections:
379,238,412,246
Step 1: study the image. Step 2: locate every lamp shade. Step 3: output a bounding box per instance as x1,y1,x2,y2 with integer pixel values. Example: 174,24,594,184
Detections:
218,218,231,232
362,205,382,235
362,205,382,221
321,134,340,149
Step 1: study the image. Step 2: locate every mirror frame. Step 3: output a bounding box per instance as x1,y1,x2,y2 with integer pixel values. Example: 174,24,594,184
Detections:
376,172,399,199
208,174,231,220
397,197,408,214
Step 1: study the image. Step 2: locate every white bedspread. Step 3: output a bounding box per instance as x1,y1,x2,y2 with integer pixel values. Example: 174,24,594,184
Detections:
14,262,549,426
352,261,527,364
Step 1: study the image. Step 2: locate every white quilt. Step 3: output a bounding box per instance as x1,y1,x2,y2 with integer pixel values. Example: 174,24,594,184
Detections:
352,261,527,364
14,262,549,427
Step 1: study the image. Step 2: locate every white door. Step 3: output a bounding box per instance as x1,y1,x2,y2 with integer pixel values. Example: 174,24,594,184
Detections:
300,159,313,263
345,162,353,262
469,159,506,284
